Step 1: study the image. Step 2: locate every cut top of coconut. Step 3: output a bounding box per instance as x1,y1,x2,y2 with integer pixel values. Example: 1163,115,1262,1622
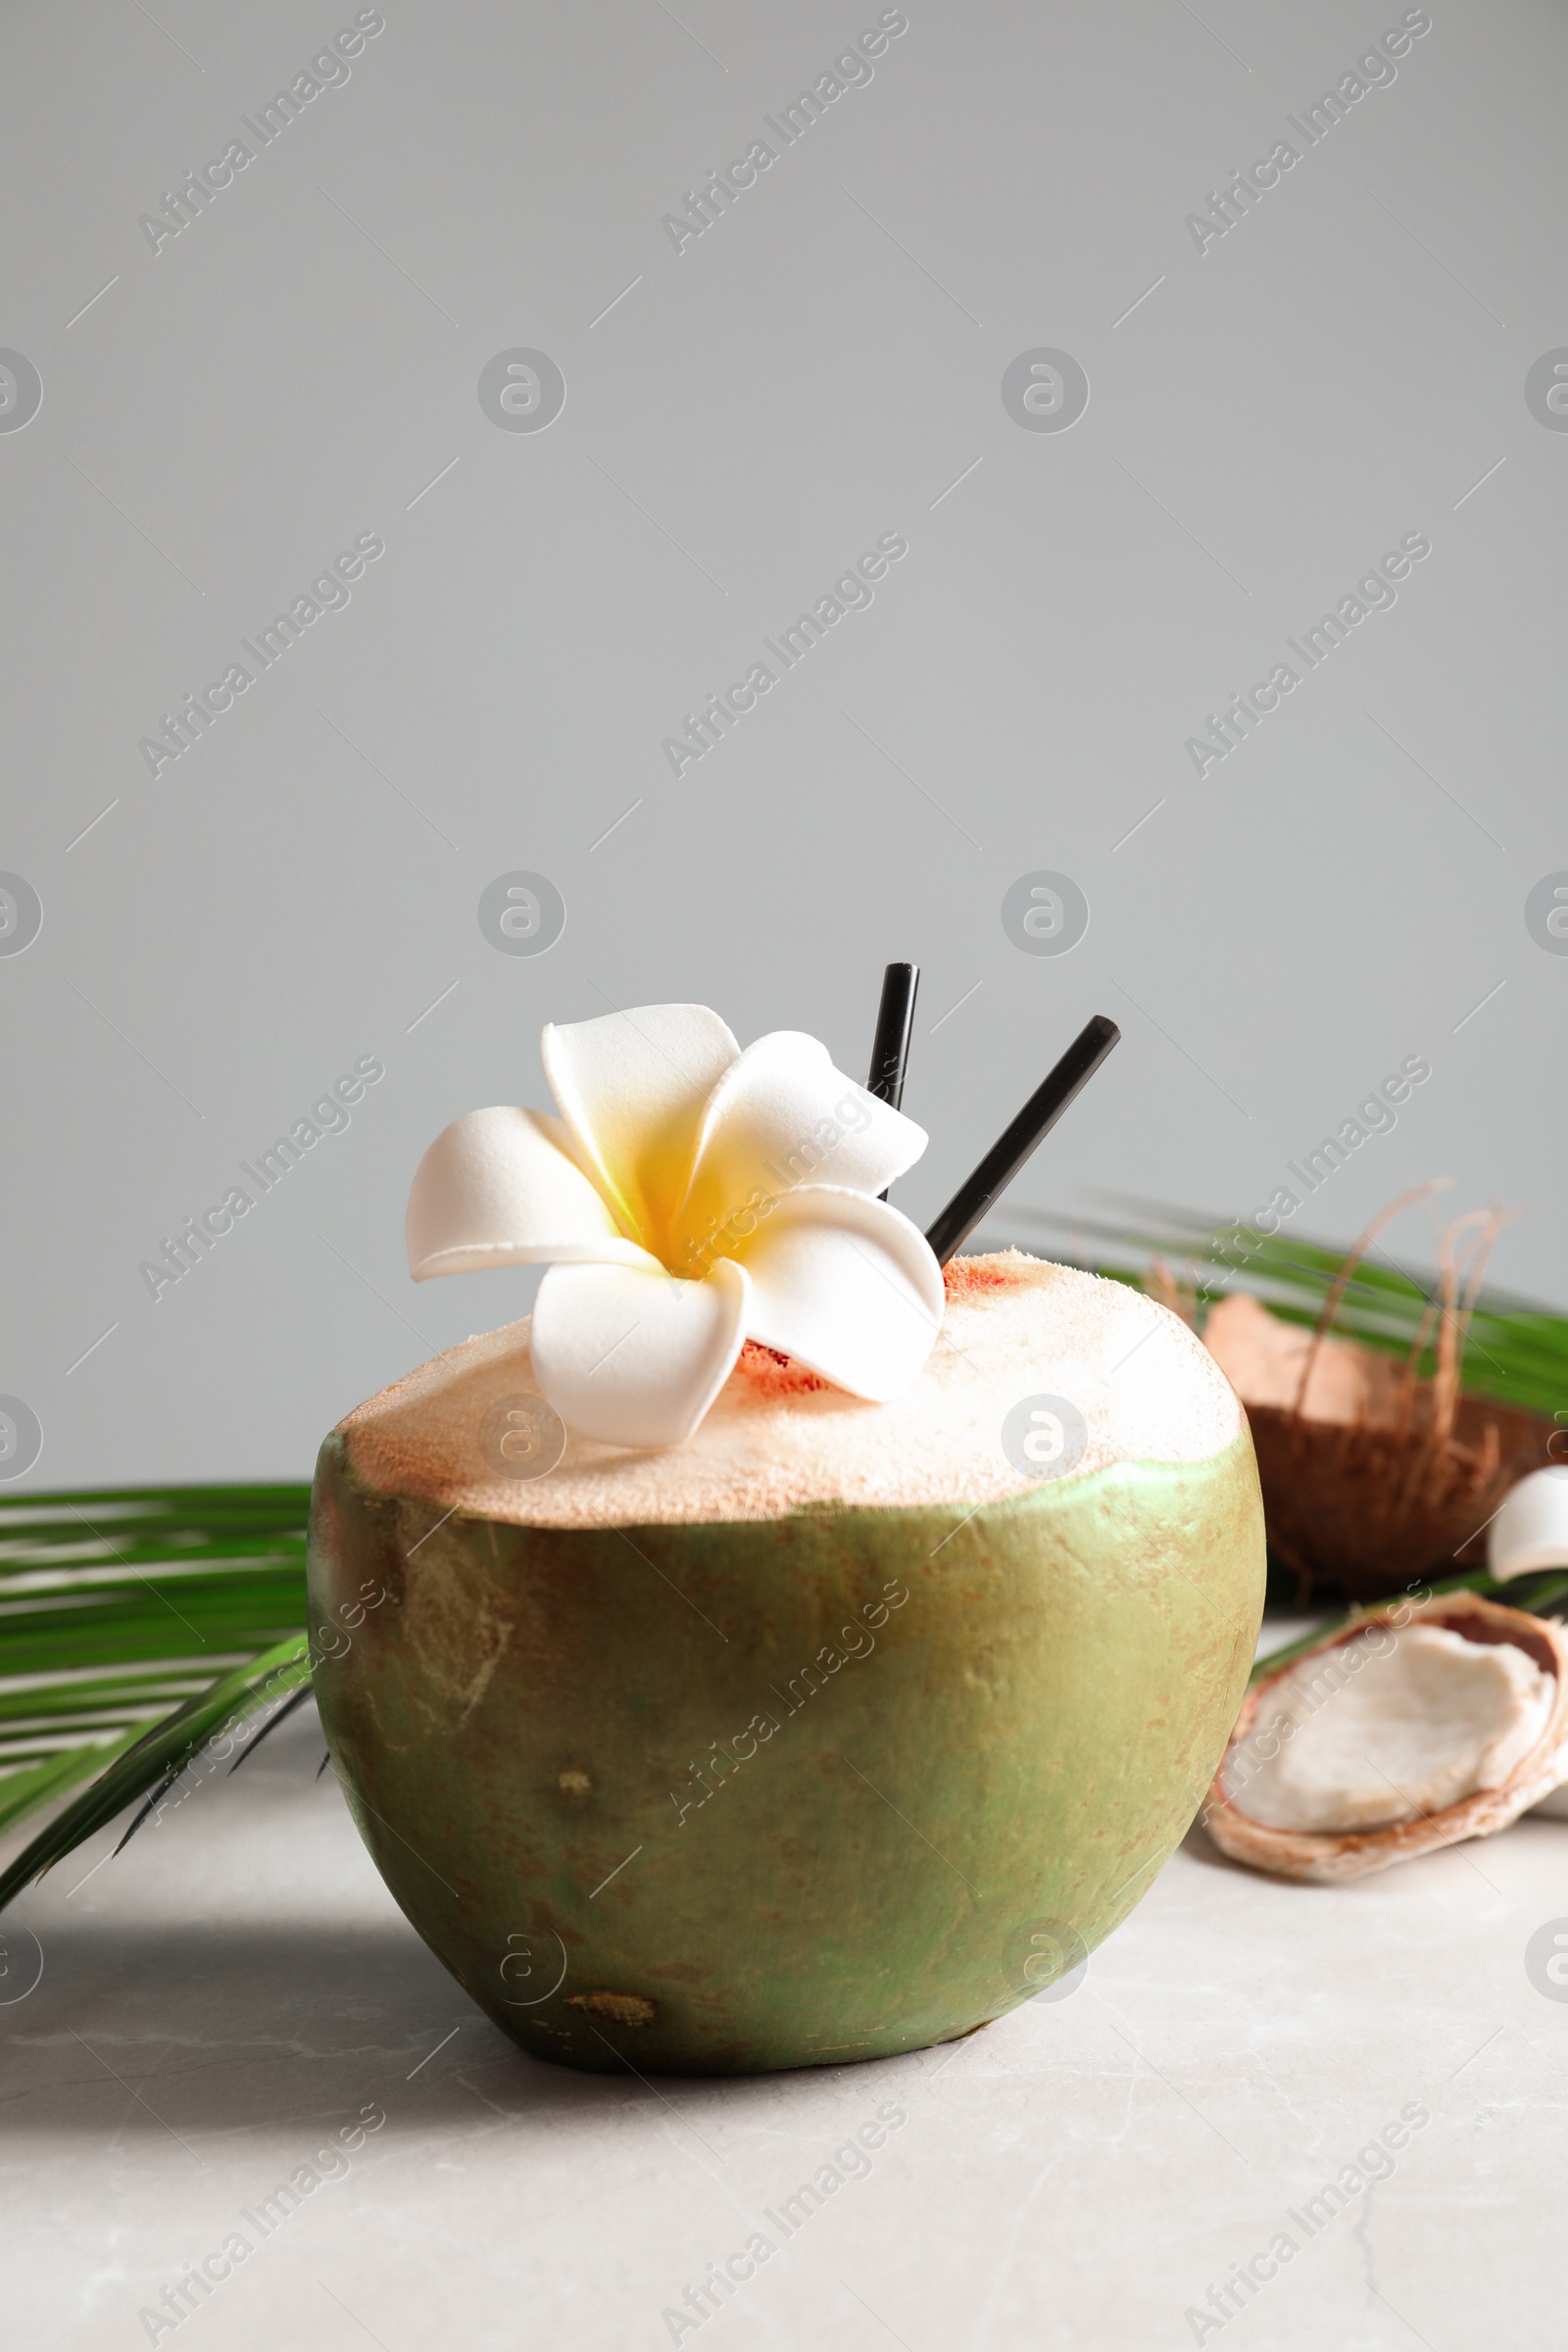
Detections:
336,1250,1245,1528
1225,1622,1555,1834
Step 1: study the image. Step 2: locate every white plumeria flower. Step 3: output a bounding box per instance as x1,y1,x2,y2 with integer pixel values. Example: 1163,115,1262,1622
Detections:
406,1004,946,1447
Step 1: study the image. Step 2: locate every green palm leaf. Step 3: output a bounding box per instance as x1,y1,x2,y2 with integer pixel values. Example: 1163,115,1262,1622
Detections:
0,1485,311,1909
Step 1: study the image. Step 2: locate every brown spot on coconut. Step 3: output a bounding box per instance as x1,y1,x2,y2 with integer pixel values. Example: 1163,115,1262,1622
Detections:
566,1991,657,2026
1202,1592,1568,1883
1201,1190,1558,1600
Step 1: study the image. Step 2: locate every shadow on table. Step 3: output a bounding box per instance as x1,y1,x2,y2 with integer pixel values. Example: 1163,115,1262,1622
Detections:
0,1915,650,2137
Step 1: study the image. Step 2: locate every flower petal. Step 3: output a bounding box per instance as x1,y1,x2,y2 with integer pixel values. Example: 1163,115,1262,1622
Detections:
531,1258,750,1446
407,1106,655,1281
734,1185,944,1400
542,1004,740,1252
670,1032,927,1267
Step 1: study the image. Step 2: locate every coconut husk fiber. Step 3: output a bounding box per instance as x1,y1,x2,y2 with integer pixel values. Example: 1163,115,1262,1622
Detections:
1200,1190,1559,1603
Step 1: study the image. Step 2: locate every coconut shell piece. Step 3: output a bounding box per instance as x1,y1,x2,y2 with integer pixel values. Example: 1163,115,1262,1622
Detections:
1203,1293,1556,1600
1202,1592,1568,1883
1490,1466,1568,1582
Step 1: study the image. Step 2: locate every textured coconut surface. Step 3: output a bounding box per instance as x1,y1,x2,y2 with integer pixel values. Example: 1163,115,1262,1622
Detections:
337,1250,1244,1527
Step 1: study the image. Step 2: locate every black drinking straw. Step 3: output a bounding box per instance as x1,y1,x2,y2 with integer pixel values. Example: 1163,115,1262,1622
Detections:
866,962,919,1107
867,962,919,1203
924,1013,1121,1266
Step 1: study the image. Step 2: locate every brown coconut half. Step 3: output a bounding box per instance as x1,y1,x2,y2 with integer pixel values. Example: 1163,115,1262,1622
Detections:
1202,1592,1568,1883
1203,1294,1557,1599
1200,1191,1558,1600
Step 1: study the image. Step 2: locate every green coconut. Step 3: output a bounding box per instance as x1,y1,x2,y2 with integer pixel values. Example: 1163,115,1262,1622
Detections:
307,1250,1264,2075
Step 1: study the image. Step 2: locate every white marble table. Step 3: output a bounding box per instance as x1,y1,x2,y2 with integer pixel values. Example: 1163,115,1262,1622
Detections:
5,1666,1562,2352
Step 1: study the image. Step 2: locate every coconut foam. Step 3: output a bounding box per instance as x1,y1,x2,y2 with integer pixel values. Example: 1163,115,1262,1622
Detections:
337,1250,1245,1528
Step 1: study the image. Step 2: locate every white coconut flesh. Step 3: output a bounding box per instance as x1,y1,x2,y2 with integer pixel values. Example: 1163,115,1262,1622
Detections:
1229,1625,1554,1834
338,1250,1244,1528
1490,1467,1568,1581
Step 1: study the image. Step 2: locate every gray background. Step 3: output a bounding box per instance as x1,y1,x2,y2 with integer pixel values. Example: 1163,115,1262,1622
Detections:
3,0,1563,1490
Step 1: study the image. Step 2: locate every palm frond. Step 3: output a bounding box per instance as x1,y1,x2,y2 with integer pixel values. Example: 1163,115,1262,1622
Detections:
0,1632,311,1911
0,1485,311,1906
1003,1200,1568,1424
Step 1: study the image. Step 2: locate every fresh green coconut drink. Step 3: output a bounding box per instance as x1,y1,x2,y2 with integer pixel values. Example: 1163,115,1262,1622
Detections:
308,1003,1265,2074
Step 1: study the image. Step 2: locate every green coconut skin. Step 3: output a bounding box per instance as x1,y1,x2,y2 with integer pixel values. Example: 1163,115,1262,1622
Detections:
307,1428,1264,2075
